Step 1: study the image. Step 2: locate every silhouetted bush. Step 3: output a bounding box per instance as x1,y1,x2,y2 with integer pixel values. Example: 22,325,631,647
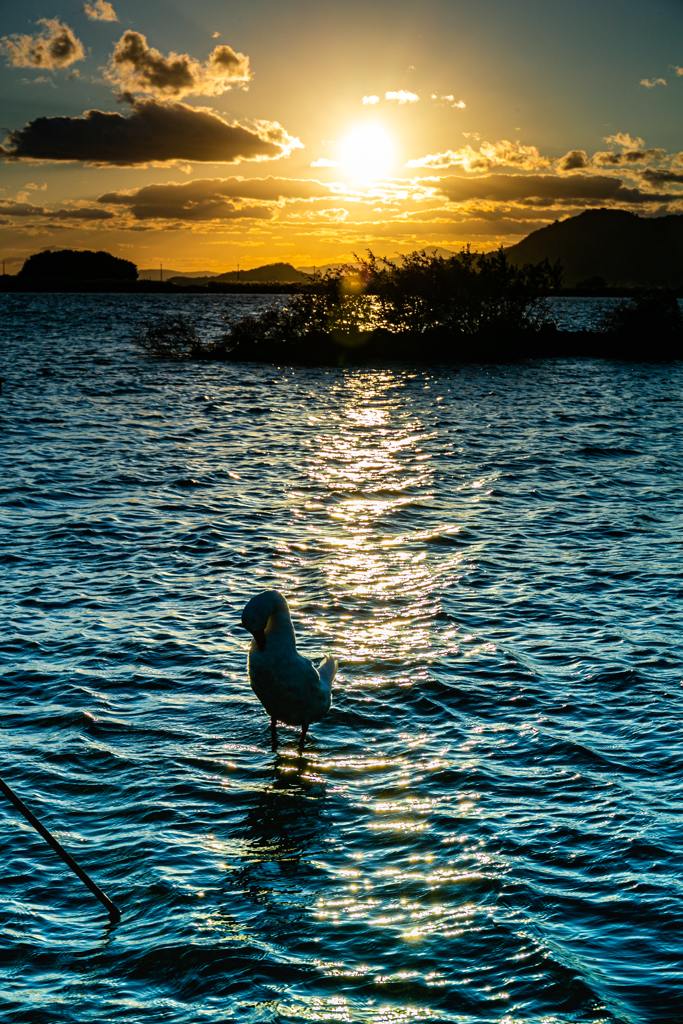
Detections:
19,249,137,282
134,314,227,360
134,247,564,364
600,290,683,358
223,248,562,362
576,276,608,291
359,246,562,335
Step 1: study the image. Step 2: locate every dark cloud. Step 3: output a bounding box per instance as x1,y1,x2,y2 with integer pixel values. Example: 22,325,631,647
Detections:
98,176,334,219
105,31,250,99
0,99,302,166
559,150,589,171
435,173,675,205
1,18,84,69
113,200,273,222
0,201,47,216
50,207,115,220
640,167,683,186
0,200,114,220
594,148,665,166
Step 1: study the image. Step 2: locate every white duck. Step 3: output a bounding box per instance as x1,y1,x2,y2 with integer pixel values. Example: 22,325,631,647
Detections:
241,590,337,750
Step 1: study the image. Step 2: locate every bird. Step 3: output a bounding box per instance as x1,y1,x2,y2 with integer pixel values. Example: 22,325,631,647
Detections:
241,590,337,750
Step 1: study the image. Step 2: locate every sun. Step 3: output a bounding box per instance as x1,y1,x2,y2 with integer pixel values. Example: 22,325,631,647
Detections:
339,123,395,180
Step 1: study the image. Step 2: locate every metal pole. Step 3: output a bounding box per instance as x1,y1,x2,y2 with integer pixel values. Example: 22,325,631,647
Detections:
0,777,121,923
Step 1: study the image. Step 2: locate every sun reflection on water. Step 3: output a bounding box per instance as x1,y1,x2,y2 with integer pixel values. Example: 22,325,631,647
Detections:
255,370,507,1011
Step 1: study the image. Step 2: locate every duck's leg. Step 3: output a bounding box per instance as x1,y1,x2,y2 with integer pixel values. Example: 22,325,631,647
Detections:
298,723,309,752
270,717,278,750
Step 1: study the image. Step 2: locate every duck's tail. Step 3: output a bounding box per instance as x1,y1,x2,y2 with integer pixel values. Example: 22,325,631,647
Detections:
318,656,338,690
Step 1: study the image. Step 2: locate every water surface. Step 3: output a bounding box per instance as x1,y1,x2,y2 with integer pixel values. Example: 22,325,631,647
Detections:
1,294,682,1023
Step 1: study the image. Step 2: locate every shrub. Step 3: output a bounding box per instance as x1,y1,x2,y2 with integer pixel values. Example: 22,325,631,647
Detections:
134,247,563,363
134,314,225,360
598,288,683,344
359,246,562,335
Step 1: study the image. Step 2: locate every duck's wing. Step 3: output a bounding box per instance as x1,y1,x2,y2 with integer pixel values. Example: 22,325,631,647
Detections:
318,656,338,690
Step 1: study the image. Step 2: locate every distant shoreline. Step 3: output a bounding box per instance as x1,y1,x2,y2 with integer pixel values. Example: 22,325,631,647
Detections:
0,279,672,298
0,279,306,295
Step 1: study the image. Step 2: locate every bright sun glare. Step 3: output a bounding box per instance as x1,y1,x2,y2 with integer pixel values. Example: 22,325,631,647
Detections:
339,123,395,180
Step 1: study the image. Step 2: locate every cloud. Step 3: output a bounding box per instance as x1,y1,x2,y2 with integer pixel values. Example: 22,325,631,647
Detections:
431,94,466,108
559,150,589,171
310,157,338,167
604,133,644,149
362,95,379,105
640,168,683,186
1,19,84,70
287,208,348,223
435,172,676,205
640,77,666,88
50,207,116,220
385,90,419,104
593,147,665,165
407,139,548,172
97,176,336,219
105,30,250,99
0,199,114,219
84,1,117,21
0,99,302,166
675,66,683,76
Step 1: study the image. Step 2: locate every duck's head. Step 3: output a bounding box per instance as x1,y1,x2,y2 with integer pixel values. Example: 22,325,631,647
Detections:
241,590,290,651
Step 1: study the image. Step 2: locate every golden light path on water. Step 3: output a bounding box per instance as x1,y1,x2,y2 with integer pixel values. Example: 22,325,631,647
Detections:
236,369,506,1022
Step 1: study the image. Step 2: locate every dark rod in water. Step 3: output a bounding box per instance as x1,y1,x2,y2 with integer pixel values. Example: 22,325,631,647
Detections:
0,776,121,923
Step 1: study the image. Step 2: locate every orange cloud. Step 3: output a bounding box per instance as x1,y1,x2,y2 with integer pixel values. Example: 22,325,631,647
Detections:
407,140,548,172
84,1,118,21
1,19,84,70
105,30,250,99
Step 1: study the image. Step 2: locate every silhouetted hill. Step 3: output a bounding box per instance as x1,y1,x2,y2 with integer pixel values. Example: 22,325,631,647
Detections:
169,262,309,287
506,209,683,288
19,249,137,282
215,262,308,283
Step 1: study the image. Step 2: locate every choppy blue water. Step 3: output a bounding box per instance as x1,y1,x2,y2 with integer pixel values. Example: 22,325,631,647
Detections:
1,293,683,1024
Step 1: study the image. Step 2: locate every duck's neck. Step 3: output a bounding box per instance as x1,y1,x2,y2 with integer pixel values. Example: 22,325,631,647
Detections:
265,606,297,650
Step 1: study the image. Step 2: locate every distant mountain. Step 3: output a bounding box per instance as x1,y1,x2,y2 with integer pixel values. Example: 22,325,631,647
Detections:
138,269,213,280
214,262,309,284
168,262,310,286
506,209,683,288
20,249,137,281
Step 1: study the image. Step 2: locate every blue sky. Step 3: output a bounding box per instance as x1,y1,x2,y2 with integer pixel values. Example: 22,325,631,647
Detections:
1,0,682,271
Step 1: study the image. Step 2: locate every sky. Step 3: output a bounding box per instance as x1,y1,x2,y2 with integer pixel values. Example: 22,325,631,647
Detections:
1,0,683,273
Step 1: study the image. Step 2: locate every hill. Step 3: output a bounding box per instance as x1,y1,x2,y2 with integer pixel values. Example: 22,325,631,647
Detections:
506,209,683,288
169,262,309,286
19,249,137,282
214,262,309,283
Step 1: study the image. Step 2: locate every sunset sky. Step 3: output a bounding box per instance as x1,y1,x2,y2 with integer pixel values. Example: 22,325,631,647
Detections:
2,0,683,272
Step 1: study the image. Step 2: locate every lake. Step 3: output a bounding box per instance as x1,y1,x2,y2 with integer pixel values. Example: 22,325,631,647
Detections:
1,293,682,1023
